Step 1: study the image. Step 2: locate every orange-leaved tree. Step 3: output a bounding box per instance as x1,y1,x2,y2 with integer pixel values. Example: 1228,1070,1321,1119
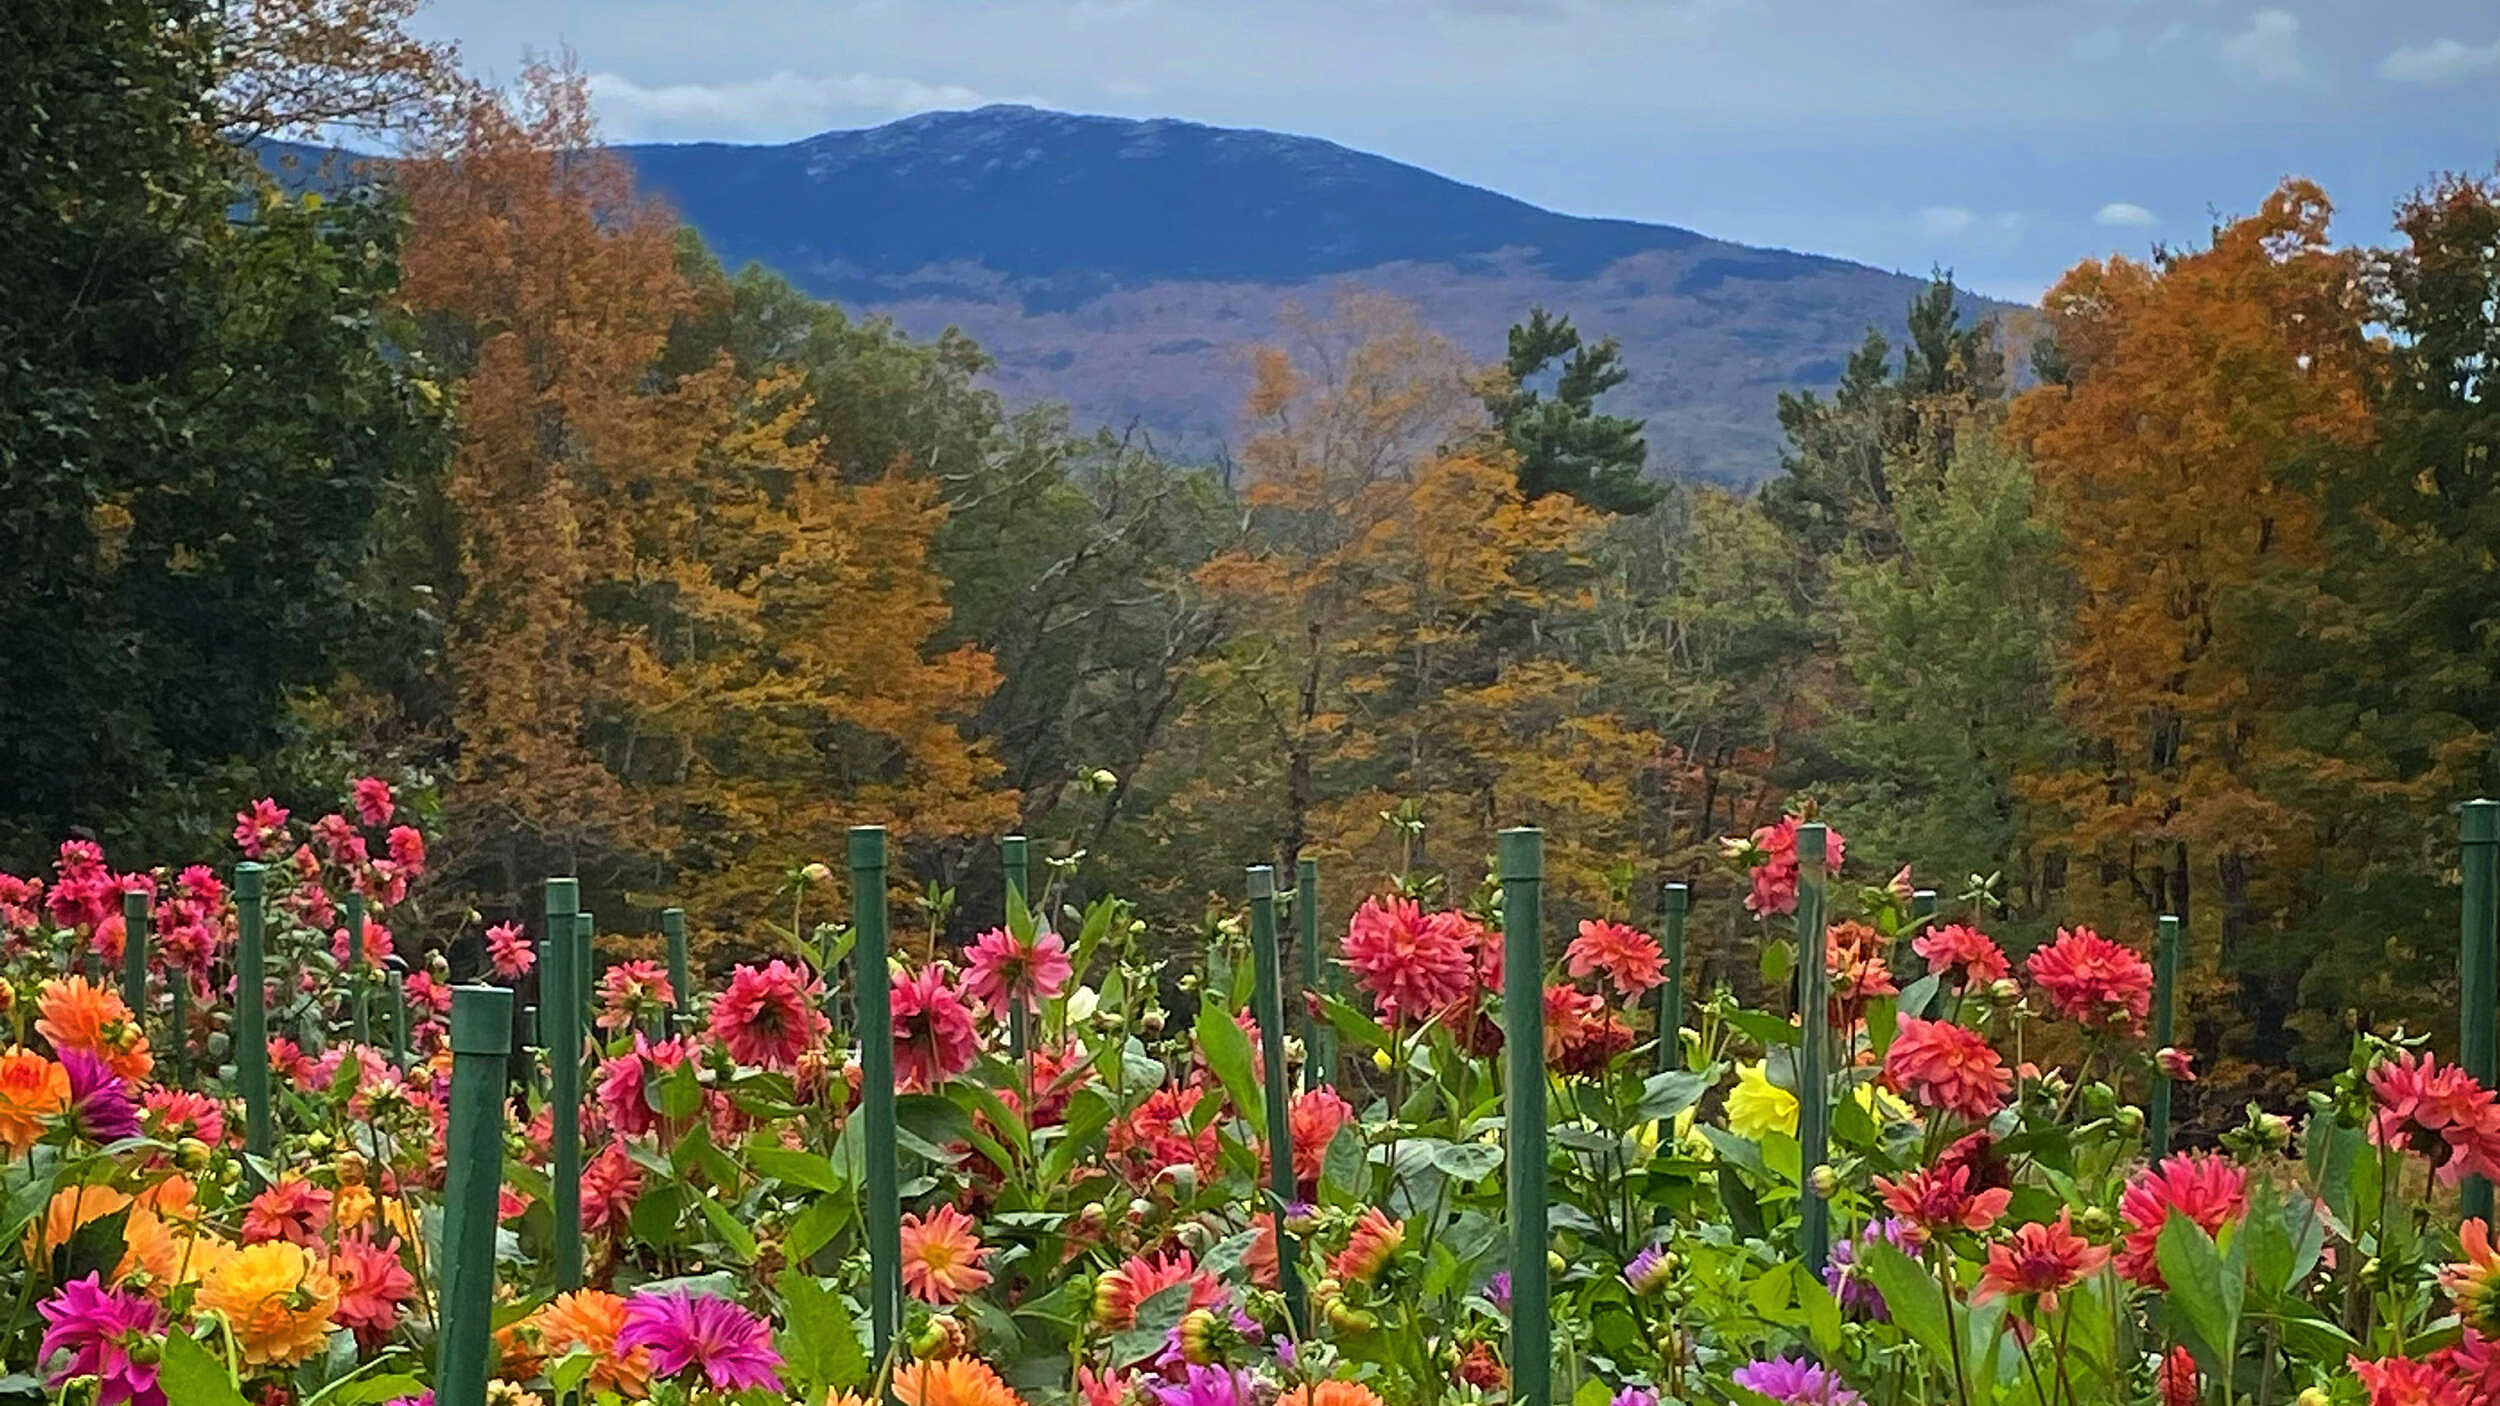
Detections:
2009,179,2378,1069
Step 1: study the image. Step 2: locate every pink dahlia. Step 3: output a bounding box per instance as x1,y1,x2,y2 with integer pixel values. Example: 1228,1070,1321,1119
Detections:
1343,897,1479,1021
2116,1152,2248,1287
2025,927,2154,1035
892,963,979,1091
1913,923,2011,994
962,925,1074,1014
616,1290,783,1393
596,960,676,1034
351,776,395,827
485,922,534,982
1882,1015,2011,1124
1567,920,1664,999
2370,1051,2500,1187
708,960,829,1070
38,1274,166,1406
233,798,290,860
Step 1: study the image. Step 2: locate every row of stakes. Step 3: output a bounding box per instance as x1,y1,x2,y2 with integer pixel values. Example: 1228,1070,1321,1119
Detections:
100,804,2500,1406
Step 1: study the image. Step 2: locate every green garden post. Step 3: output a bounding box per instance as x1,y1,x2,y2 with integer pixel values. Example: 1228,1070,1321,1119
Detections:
851,826,903,1363
438,984,513,1406
1657,881,1688,1072
2149,915,2182,1160
1498,828,1550,1406
661,907,690,1036
234,862,273,1162
518,1005,542,1106
119,888,149,1023
1910,888,1939,1015
543,877,583,1290
1003,835,1031,1060
2464,800,2499,1223
1297,857,1330,1090
344,892,371,1048
576,911,596,1035
1246,865,1306,1332
1795,823,1832,1275
386,971,409,1069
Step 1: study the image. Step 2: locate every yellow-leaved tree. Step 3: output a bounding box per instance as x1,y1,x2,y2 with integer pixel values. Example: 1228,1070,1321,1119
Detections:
1157,293,1656,907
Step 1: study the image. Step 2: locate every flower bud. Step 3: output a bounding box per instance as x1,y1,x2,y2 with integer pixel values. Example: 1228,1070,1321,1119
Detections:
1373,1049,1394,1073
800,862,832,885
1988,977,2023,1004
1139,1009,1166,1036
1807,1165,1840,1198
2297,1390,2329,1406
2079,1207,2114,1236
2114,1105,2145,1135
1178,1307,1222,1364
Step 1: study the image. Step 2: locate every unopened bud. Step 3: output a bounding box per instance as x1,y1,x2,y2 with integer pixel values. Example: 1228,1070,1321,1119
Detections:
800,862,832,884
1807,1165,1840,1198
2114,1105,2145,1135
1988,977,2023,1004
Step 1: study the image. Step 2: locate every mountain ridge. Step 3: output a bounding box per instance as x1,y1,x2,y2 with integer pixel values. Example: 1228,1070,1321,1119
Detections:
273,106,2020,481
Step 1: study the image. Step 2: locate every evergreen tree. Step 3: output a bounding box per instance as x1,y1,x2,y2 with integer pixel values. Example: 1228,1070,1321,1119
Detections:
1484,307,1659,515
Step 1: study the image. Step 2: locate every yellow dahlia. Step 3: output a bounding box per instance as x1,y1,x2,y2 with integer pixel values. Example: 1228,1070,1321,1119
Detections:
196,1240,340,1366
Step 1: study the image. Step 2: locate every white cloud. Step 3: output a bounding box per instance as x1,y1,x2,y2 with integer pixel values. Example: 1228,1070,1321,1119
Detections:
1923,205,1975,236
2219,9,2303,85
588,71,992,142
2377,36,2500,85
2095,201,2159,228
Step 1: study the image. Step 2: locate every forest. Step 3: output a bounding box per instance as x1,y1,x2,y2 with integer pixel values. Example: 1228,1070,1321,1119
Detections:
6,0,2498,1120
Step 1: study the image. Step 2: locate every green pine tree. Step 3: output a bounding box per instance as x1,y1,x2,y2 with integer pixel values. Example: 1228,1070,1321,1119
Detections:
1485,307,1660,514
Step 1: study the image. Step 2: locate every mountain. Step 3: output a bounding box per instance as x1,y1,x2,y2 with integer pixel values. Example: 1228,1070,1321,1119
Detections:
610,105,2020,483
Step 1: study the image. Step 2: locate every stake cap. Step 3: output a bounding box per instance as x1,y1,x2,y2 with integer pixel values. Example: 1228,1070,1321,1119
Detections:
1498,827,1545,881
661,907,686,935
849,825,887,869
234,862,265,899
2465,799,2500,844
1246,865,1275,901
544,877,578,916
123,889,149,922
1662,881,1689,915
1796,822,1828,868
449,986,514,1055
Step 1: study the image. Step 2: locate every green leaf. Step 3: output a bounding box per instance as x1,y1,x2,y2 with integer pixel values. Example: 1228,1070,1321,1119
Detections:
2155,1214,2243,1377
697,1193,760,1261
1111,1280,1197,1365
1860,1241,1953,1370
1726,1009,1801,1048
1320,1123,1367,1206
777,1269,868,1392
748,1147,845,1194
1631,1065,1721,1123
1195,999,1265,1138
785,1195,850,1263
1430,1139,1505,1182
160,1331,250,1406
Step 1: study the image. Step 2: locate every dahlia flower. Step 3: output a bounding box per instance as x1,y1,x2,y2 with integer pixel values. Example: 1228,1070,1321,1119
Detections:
37,1274,166,1406
1974,1211,2109,1311
900,1203,994,1304
615,1289,783,1393
1912,923,2010,993
1882,1015,2011,1123
2116,1152,2248,1287
708,960,829,1071
1567,919,1664,998
892,963,980,1091
962,926,1074,1014
2024,927,2154,1035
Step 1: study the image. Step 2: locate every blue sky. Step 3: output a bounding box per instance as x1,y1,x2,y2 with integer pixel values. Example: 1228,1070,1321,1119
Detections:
410,0,2500,301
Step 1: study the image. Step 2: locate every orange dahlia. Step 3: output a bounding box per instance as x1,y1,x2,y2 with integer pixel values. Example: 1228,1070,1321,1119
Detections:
1278,1383,1389,1406
1331,1207,1405,1284
35,977,152,1081
2447,1220,2500,1334
900,1203,993,1305
1973,1211,2109,1312
891,1355,1029,1406
0,1048,69,1155
196,1240,340,1366
534,1288,652,1398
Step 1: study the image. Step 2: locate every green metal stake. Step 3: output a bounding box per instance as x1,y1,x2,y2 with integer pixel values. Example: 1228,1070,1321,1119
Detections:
1003,835,1031,1061
851,827,903,1363
576,911,596,1036
1657,881,1688,1072
543,877,583,1290
1296,857,1330,1091
386,971,409,1070
235,862,273,1164
438,984,513,1406
2464,800,2499,1223
1498,827,1550,1406
1910,888,1939,1015
661,907,690,1036
2149,914,2182,1160
344,892,371,1048
1246,865,1306,1333
1795,822,1833,1275
120,888,149,1024
518,1005,542,1106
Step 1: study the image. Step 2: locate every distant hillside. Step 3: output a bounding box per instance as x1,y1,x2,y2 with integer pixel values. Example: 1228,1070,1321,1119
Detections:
275,106,2023,482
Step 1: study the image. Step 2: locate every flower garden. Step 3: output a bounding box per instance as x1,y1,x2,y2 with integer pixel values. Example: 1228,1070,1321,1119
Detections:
6,784,2500,1406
